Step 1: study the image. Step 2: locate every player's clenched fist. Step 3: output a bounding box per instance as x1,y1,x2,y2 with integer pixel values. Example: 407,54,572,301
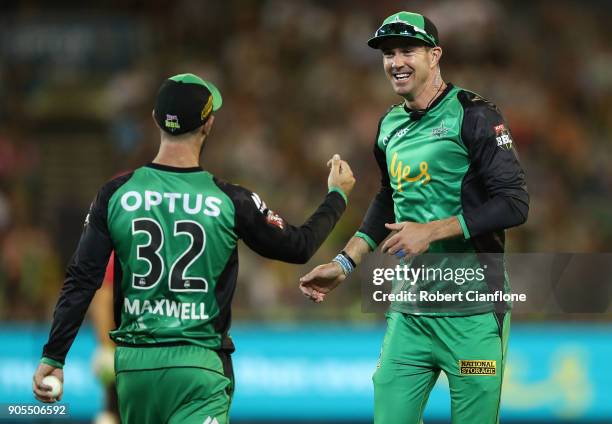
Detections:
327,154,356,197
32,363,63,403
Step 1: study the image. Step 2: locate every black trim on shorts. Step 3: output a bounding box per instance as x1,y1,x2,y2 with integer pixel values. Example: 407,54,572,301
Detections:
216,350,235,397
494,312,506,338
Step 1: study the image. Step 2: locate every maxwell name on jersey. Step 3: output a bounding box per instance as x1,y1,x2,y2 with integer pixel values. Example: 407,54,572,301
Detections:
124,297,210,320
119,190,222,216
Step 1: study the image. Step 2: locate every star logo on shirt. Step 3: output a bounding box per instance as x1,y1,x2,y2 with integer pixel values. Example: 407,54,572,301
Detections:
431,121,450,138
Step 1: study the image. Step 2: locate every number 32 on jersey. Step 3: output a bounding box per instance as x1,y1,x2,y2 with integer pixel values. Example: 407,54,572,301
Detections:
131,218,208,292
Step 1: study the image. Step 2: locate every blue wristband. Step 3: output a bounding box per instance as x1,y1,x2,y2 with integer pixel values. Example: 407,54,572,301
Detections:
333,253,355,276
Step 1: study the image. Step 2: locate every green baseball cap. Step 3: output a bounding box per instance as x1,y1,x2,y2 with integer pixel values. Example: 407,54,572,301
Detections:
367,12,439,49
153,73,223,135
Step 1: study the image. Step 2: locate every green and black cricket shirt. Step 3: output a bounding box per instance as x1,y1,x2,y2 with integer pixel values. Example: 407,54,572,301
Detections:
356,84,529,315
42,163,346,365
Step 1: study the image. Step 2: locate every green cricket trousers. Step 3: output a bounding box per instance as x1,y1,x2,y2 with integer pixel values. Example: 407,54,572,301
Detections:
373,311,510,424
115,344,234,424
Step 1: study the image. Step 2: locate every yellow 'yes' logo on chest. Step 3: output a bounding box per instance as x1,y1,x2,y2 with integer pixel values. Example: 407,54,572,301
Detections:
389,152,430,192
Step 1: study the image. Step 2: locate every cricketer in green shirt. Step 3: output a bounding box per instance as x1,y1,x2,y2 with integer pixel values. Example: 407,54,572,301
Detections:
361,15,528,424
300,12,528,424
35,73,354,423
357,82,525,316
362,82,525,424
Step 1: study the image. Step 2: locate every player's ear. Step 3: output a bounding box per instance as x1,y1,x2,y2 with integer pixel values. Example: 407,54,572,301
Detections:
151,110,161,129
430,47,442,68
203,115,215,137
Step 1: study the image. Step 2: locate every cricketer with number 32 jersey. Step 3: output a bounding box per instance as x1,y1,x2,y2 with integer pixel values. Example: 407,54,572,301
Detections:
42,163,346,364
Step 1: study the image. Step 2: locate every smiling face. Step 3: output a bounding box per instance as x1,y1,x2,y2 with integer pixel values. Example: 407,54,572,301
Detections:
380,38,441,101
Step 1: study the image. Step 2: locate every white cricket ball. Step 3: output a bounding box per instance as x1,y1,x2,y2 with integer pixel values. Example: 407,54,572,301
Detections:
42,375,62,398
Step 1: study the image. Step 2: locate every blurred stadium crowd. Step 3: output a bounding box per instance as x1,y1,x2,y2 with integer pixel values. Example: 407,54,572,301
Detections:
1,0,611,322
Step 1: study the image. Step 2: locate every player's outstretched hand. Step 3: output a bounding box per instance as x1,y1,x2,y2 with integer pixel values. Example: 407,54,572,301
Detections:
299,262,346,303
32,363,64,403
327,154,356,197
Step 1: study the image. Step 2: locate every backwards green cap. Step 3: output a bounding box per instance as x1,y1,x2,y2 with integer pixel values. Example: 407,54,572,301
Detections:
367,12,439,49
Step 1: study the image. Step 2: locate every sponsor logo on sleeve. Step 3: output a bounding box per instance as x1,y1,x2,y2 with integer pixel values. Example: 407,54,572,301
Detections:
459,360,497,376
494,124,513,150
266,210,285,230
251,193,267,214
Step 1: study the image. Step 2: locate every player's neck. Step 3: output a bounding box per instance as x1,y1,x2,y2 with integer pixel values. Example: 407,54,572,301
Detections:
404,74,446,110
153,141,201,168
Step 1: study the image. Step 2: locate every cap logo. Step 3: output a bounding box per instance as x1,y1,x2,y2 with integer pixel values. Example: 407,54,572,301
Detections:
164,114,180,131
201,95,213,121
391,19,427,36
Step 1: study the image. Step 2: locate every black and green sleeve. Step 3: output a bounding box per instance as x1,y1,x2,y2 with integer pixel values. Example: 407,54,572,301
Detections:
215,179,347,263
457,91,529,244
356,116,395,250
42,174,132,366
